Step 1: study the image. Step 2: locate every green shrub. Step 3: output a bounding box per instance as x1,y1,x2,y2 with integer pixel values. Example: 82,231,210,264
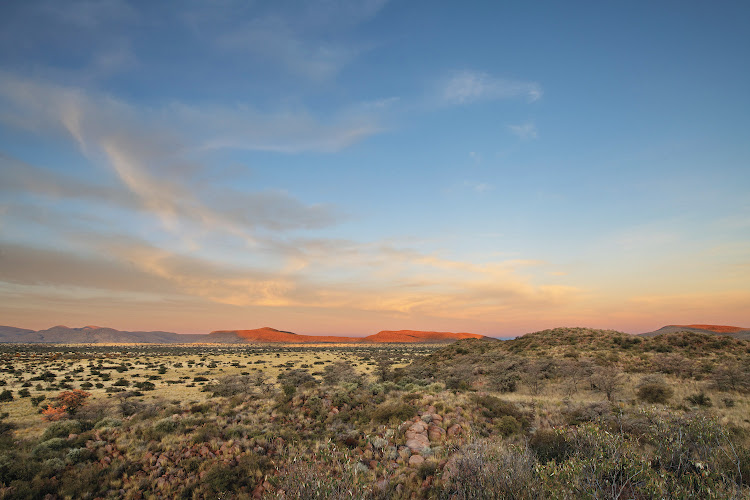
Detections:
32,437,70,458
94,417,122,430
43,420,82,440
66,447,93,464
152,417,178,434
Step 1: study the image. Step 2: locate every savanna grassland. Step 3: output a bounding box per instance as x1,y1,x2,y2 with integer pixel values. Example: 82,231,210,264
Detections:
0,328,749,499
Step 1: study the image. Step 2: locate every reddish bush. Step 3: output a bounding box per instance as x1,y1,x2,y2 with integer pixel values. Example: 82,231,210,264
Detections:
41,389,91,421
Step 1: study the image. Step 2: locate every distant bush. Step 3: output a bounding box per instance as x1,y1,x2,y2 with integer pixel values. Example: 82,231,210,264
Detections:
0,390,12,402
637,379,674,404
322,361,360,386
685,392,712,407
152,417,178,434
134,381,155,391
277,369,317,388
711,363,750,393
562,401,612,426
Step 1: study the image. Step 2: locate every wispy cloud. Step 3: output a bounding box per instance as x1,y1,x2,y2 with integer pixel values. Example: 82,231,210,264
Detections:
0,73,360,249
191,0,390,81
508,122,538,140
468,151,482,163
464,181,494,193
441,71,542,105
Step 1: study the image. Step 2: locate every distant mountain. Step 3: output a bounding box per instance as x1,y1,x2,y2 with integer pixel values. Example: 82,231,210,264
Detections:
641,324,750,341
0,325,206,344
0,325,489,344
208,327,490,343
209,327,363,343
363,330,487,343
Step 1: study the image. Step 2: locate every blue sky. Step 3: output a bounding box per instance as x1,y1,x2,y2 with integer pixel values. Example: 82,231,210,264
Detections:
0,0,748,335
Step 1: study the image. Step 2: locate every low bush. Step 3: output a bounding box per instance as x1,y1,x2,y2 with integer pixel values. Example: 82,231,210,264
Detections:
529,428,571,464
685,392,712,407
371,402,417,423
42,419,83,440
442,441,537,499
496,415,521,436
470,394,526,424
637,379,674,404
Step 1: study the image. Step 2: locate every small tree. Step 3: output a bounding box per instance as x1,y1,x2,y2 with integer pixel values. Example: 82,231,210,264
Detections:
590,366,623,402
322,361,360,386
41,389,91,421
375,357,394,382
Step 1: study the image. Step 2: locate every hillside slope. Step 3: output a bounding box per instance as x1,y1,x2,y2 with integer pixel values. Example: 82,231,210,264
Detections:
642,324,750,341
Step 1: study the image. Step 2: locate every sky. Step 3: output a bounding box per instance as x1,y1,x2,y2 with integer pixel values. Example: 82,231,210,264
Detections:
0,0,749,336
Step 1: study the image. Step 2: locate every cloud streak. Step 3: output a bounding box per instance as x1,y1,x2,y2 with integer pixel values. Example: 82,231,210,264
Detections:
508,122,538,140
441,71,542,105
0,73,366,242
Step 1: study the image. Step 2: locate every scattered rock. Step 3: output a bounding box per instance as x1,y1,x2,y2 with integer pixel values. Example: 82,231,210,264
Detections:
409,455,425,467
447,424,462,437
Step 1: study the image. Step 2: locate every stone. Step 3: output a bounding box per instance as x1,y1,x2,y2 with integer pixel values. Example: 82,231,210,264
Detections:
409,454,425,466
409,422,426,433
428,424,445,442
406,434,430,453
447,424,462,437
